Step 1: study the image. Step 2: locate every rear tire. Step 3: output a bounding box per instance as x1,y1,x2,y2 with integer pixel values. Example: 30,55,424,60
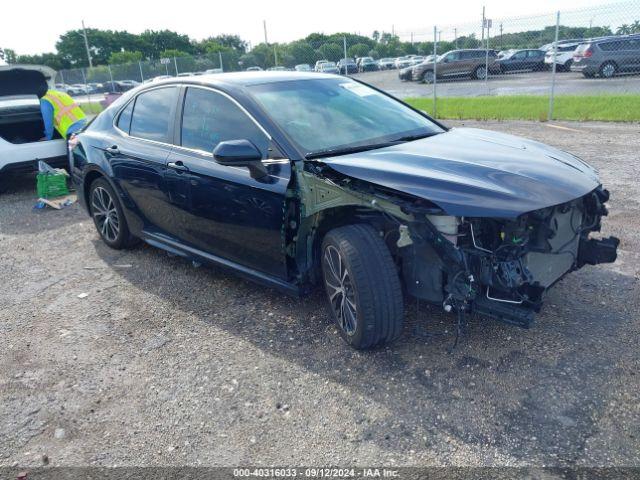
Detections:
563,59,573,71
89,177,137,249
599,61,617,78
321,224,404,349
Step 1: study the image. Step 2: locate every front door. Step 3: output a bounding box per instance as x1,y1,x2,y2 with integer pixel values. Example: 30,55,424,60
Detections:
165,86,291,279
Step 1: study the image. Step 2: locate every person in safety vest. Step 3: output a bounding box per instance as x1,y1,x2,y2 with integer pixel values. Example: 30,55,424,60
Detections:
37,85,87,141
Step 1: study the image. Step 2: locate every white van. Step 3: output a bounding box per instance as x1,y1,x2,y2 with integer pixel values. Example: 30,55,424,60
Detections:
0,65,67,179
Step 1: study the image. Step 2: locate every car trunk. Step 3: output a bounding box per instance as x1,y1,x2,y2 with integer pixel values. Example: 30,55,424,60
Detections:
0,67,54,144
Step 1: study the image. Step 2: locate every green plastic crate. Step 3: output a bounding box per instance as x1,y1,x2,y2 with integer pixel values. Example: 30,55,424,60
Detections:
36,172,69,199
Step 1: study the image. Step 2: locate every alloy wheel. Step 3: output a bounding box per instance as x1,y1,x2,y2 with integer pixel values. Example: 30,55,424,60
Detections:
476,66,487,80
323,245,357,336
601,63,615,78
424,71,435,83
91,186,120,242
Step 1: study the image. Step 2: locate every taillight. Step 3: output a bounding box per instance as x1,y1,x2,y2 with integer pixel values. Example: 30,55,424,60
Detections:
584,48,593,58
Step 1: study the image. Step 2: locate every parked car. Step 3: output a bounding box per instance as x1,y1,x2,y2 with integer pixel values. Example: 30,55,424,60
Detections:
318,62,339,74
117,80,140,89
177,72,195,77
314,60,329,72
358,57,378,72
544,42,581,71
409,56,426,66
394,56,414,69
70,72,618,349
496,49,546,73
540,38,585,51
246,66,263,71
377,58,396,70
0,65,67,180
294,64,312,72
337,58,358,74
418,49,499,83
205,69,223,74
571,34,640,78
267,66,287,71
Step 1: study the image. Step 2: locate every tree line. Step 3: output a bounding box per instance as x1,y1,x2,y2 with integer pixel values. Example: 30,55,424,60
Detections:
1,21,638,74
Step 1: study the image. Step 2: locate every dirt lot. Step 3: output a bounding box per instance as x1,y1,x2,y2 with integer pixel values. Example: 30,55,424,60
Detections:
1,120,639,468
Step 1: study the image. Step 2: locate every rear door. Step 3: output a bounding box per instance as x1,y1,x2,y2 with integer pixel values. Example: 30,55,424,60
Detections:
165,86,292,278
109,86,181,238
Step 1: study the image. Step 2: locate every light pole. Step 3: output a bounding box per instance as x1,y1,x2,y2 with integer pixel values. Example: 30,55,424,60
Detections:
81,20,93,68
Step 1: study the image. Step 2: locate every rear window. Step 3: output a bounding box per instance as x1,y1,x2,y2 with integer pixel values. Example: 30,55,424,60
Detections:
129,87,178,143
574,44,591,54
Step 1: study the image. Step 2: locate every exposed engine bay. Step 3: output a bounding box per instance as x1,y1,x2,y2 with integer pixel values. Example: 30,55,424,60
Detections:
398,186,619,327
291,161,619,330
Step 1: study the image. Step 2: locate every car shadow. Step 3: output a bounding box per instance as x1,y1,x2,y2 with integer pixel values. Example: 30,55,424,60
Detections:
92,236,638,464
0,172,85,235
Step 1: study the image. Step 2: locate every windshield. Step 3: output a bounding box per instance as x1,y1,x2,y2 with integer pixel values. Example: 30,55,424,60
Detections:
248,78,443,156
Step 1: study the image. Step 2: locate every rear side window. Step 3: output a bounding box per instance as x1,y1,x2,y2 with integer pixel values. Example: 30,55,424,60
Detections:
116,101,134,134
180,87,269,155
528,50,544,58
129,87,178,143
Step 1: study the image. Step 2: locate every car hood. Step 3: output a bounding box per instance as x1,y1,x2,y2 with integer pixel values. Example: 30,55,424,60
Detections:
319,128,600,218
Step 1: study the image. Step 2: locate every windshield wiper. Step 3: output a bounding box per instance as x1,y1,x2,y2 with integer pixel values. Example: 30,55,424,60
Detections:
390,131,441,142
305,132,441,160
305,142,397,159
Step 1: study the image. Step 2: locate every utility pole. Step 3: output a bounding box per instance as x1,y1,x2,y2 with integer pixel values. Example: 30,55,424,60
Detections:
411,32,414,45
454,28,458,49
481,6,485,43
500,23,503,49
263,20,268,44
81,20,93,68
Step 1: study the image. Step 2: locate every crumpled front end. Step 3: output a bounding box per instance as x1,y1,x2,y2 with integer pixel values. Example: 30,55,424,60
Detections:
399,186,619,327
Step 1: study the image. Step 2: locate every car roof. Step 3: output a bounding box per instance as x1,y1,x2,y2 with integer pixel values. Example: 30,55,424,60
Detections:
148,71,339,88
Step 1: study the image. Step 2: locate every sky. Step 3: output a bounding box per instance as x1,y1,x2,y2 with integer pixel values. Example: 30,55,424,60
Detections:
1,0,627,55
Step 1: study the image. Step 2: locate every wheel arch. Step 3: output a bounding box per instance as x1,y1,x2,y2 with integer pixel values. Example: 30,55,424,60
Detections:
295,205,400,287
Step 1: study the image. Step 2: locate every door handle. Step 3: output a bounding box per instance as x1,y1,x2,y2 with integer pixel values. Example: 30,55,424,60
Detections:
167,160,189,171
105,145,120,155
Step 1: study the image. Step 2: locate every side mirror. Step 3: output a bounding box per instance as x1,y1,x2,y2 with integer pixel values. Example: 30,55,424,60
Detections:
213,139,268,179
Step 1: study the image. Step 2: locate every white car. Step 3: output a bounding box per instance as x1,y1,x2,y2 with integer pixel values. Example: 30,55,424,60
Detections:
0,65,67,182
544,43,581,71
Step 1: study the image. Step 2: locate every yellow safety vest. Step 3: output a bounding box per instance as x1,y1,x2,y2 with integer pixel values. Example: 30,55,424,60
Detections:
42,90,86,138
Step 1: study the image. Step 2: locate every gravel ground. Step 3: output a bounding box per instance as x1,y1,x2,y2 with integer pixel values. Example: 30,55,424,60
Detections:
1,120,639,468
352,69,640,98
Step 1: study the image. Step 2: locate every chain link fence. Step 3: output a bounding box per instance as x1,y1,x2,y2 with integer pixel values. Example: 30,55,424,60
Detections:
55,0,640,121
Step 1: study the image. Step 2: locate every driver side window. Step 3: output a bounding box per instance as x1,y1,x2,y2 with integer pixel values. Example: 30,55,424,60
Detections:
180,87,270,156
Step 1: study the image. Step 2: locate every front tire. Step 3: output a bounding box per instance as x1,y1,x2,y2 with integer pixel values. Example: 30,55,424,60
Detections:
474,65,487,80
321,225,404,349
89,178,137,249
423,70,435,84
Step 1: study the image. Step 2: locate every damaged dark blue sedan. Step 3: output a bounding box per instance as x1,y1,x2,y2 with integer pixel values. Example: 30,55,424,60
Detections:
70,72,619,349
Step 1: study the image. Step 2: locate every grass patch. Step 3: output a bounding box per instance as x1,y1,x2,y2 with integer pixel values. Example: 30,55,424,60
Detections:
80,102,104,115
405,94,640,122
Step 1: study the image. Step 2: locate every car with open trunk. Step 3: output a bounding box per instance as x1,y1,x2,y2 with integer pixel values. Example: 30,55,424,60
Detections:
0,65,68,181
